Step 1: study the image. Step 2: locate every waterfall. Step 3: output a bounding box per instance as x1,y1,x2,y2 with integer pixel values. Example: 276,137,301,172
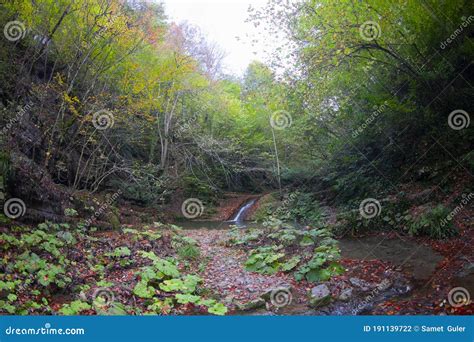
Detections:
229,199,256,224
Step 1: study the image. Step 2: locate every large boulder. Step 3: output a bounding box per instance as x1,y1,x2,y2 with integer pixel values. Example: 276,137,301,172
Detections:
236,298,266,311
8,151,70,222
349,277,371,291
338,287,353,302
309,284,331,308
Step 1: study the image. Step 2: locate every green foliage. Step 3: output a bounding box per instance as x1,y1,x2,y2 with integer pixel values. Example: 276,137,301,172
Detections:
139,251,181,279
236,220,343,282
59,300,92,315
182,175,219,203
335,199,457,239
14,252,71,288
172,234,200,260
206,302,228,315
159,275,201,293
133,252,227,315
64,208,78,217
227,227,263,245
123,228,161,241
106,246,131,258
294,244,344,282
37,221,71,232
254,192,325,226
133,281,155,299
110,165,170,206
274,192,324,225
244,246,286,275
408,205,457,239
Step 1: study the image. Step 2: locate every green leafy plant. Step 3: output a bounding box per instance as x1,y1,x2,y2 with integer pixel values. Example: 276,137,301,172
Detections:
106,246,131,258
123,228,161,241
244,246,285,275
58,300,91,315
172,235,200,260
408,205,457,239
64,208,79,217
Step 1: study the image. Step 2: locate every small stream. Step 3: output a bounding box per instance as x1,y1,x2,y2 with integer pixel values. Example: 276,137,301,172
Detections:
339,236,443,281
176,199,452,314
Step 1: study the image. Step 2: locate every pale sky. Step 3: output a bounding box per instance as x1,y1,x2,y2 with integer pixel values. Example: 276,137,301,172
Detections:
161,0,270,76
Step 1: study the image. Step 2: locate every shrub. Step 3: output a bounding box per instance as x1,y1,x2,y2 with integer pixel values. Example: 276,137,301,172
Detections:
408,205,458,239
233,220,344,282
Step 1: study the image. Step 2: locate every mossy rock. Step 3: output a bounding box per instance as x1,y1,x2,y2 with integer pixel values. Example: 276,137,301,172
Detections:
308,284,332,308
309,295,332,308
236,298,266,311
105,211,121,230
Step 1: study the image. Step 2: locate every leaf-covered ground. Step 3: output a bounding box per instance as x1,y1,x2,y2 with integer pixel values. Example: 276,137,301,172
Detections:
1,188,472,316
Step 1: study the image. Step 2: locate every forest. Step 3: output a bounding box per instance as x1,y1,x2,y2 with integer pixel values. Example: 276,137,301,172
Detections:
0,0,472,316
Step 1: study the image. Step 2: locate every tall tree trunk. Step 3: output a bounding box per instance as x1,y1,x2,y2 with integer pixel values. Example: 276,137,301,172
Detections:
271,125,282,199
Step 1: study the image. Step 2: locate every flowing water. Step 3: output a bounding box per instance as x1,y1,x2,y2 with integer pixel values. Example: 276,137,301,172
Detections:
178,199,444,279
175,200,450,314
228,199,256,225
178,198,258,229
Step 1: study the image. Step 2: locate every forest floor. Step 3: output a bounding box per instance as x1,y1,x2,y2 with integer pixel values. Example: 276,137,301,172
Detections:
2,188,472,315
184,224,474,315
178,183,474,315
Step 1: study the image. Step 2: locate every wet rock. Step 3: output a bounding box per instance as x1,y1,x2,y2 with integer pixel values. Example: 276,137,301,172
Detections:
338,287,353,302
236,298,266,311
457,262,474,277
309,284,331,308
223,295,235,305
376,279,392,291
349,277,371,291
